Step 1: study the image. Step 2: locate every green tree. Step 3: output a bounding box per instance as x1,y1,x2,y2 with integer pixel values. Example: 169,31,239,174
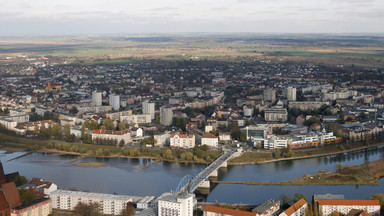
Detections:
118,123,126,131
11,176,28,186
19,189,37,204
164,149,172,160
73,202,101,216
103,119,115,130
63,124,71,138
280,194,292,209
371,193,384,214
293,193,308,202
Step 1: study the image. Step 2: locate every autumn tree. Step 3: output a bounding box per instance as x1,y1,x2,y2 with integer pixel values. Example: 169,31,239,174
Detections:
371,193,384,214
293,193,308,202
120,201,135,216
73,202,101,216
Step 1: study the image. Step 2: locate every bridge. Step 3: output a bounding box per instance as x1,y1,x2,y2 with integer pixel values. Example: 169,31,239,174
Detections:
176,149,240,195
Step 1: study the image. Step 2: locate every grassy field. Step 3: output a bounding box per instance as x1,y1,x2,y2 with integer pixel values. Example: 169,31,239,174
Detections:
1,34,383,67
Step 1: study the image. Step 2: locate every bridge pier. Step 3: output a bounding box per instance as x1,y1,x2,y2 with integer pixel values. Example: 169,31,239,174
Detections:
209,170,218,177
220,161,227,168
198,180,210,188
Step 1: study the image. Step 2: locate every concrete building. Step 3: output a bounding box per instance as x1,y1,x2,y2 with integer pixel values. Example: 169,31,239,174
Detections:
121,114,151,124
286,87,297,101
264,107,288,122
11,198,52,216
142,101,155,120
50,190,133,215
201,133,219,149
263,89,276,103
109,94,120,111
266,135,291,149
170,134,195,149
137,196,155,210
241,125,270,140
288,101,329,111
154,132,170,147
92,91,102,107
279,198,307,216
204,205,255,216
318,199,380,216
243,105,254,117
252,199,280,216
160,106,173,126
92,129,131,144
158,193,195,216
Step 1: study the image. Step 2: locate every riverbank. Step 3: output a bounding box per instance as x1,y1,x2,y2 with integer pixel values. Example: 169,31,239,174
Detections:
228,143,383,165
216,158,384,186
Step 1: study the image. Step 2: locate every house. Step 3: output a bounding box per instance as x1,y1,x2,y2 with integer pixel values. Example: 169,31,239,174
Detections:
0,182,23,216
30,177,57,196
252,199,280,216
170,134,195,149
279,198,307,216
201,133,219,149
10,197,52,216
317,199,380,216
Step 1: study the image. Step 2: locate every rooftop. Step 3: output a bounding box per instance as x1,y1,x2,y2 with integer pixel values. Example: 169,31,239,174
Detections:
50,190,133,201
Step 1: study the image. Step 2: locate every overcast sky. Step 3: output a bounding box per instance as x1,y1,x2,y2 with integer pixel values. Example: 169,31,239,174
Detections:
1,0,383,35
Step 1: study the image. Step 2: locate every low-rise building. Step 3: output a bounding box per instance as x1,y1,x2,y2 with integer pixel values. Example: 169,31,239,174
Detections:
170,134,195,149
252,199,280,216
264,107,288,122
50,190,133,215
11,197,52,216
279,198,307,216
318,199,380,216
92,129,131,144
201,133,219,149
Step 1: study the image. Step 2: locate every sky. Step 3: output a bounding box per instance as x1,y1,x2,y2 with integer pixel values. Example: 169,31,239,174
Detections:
0,0,383,35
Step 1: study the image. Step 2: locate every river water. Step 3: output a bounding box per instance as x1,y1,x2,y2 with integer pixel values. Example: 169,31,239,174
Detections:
1,146,383,204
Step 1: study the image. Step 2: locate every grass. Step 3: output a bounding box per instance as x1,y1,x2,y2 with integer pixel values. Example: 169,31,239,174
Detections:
228,152,273,165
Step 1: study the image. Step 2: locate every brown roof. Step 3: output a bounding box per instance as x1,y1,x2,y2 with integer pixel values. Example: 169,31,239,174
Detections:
92,129,130,135
2,182,21,208
204,205,256,216
202,133,217,139
31,177,53,188
283,198,307,216
318,199,380,206
347,209,372,216
170,134,194,139
0,191,10,212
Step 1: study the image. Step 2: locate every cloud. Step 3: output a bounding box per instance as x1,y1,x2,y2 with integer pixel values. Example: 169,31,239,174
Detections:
148,7,177,11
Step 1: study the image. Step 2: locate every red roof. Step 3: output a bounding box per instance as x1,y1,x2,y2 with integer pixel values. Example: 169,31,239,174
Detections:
92,129,130,135
283,198,307,216
204,205,255,216
31,177,53,189
1,182,21,208
202,133,217,139
318,199,380,206
0,191,9,212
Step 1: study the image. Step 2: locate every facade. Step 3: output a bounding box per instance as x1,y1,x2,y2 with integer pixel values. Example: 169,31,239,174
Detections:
288,101,330,111
109,94,120,111
279,198,307,216
243,105,254,117
92,129,131,144
286,87,297,101
158,193,195,216
201,133,219,148
160,106,173,126
264,108,288,122
92,91,102,107
263,89,276,102
154,132,170,147
10,198,52,216
252,199,280,216
170,134,195,149
50,190,133,215
142,101,155,120
266,135,291,149
241,125,270,140
318,199,380,216
121,114,151,124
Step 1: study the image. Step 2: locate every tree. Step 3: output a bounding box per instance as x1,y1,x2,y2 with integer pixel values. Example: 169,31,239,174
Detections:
120,201,135,216
293,193,308,202
69,106,79,115
11,176,28,186
164,149,172,160
64,124,71,139
118,123,126,131
103,119,115,130
280,194,292,209
19,189,37,204
371,193,384,214
335,163,343,172
331,211,340,216
73,202,101,216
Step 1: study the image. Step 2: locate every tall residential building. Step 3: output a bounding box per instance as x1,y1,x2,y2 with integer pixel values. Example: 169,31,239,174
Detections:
158,193,195,216
286,87,297,101
160,106,173,126
92,91,102,107
109,94,120,111
142,101,155,120
263,89,276,103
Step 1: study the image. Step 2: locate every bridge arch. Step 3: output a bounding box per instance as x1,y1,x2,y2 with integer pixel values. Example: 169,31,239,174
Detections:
176,175,194,193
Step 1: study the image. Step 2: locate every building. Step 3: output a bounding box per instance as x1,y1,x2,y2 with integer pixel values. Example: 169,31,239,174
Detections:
203,205,255,216
313,194,344,203
201,133,219,149
120,114,151,124
318,199,380,216
0,182,22,216
109,94,120,111
158,193,195,216
30,178,57,197
243,105,254,117
92,129,131,145
241,125,270,140
252,199,280,216
288,101,330,111
170,134,195,149
264,89,276,103
286,87,297,101
160,106,173,126
92,91,102,107
10,198,52,216
50,190,133,215
279,198,307,216
154,132,170,147
264,107,288,122
142,101,155,120
265,135,291,149
137,196,155,210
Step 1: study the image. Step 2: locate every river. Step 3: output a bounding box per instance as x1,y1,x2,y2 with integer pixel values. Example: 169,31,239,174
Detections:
1,146,383,204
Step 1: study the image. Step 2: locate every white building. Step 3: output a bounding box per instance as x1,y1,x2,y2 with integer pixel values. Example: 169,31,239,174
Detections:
160,106,173,126
50,190,133,215
201,133,219,148
158,193,196,216
92,129,131,144
286,87,297,101
154,132,170,147
170,134,195,149
121,114,151,124
11,198,52,216
264,107,288,122
279,198,307,216
243,105,254,117
318,199,381,216
266,135,291,149
137,196,155,210
109,94,120,111
92,91,102,107
142,101,155,120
